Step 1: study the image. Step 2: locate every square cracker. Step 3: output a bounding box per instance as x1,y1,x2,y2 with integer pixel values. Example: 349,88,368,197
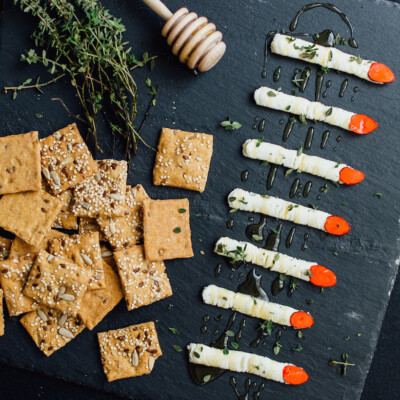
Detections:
72,159,128,218
0,131,41,195
53,190,78,230
0,190,63,248
48,232,105,289
0,289,4,336
153,128,213,192
98,321,162,382
114,245,172,311
0,256,38,316
142,198,193,261
97,185,149,251
78,261,123,330
9,229,65,260
40,123,98,195
0,237,12,261
20,307,85,356
23,250,92,316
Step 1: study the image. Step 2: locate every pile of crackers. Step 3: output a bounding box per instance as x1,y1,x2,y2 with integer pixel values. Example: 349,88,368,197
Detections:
0,124,213,381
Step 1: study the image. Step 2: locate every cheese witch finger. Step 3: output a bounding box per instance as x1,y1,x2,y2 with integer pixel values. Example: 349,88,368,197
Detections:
215,237,336,287
203,285,314,328
254,87,378,134
228,188,350,236
242,139,364,185
188,344,308,385
271,33,395,84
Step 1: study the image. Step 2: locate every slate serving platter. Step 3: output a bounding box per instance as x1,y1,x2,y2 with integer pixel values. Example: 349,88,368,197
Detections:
0,0,400,399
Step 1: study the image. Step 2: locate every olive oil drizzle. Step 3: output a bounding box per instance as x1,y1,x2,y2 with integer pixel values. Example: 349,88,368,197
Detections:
339,79,348,97
267,164,278,190
283,117,296,142
262,30,278,78
246,215,267,243
289,178,300,199
321,130,330,149
286,227,296,248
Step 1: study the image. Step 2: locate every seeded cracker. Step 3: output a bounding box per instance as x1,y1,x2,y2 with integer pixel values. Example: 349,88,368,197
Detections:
0,131,41,195
0,289,3,336
79,217,106,241
0,190,63,248
40,123,98,195
114,245,172,311
97,321,162,382
78,262,123,330
97,184,149,251
49,232,105,289
9,229,65,260
153,128,213,192
23,250,91,316
0,256,39,316
20,307,85,356
142,198,193,261
72,159,128,218
53,190,78,230
0,237,12,261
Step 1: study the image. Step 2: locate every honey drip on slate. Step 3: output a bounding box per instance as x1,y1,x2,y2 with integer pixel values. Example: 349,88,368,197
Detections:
305,127,314,150
302,233,309,250
246,215,267,243
189,313,237,385
315,73,324,101
321,130,330,149
230,377,264,400
283,118,295,142
257,119,265,133
289,178,300,198
322,80,331,98
299,67,312,93
303,181,312,197
267,165,278,190
273,66,282,82
286,227,296,248
241,170,249,182
339,79,348,97
262,31,277,78
264,224,282,251
272,273,285,296
235,319,246,342
237,269,269,301
289,3,358,48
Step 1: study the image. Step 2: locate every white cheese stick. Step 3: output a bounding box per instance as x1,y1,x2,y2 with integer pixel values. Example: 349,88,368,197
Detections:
242,139,364,185
228,188,350,236
203,284,314,328
188,344,309,385
271,33,395,84
215,237,313,282
254,87,378,134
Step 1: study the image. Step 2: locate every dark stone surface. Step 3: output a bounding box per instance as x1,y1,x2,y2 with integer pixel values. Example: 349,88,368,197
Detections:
0,0,400,399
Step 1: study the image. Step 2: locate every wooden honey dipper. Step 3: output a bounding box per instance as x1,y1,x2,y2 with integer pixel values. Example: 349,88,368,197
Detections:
142,0,226,72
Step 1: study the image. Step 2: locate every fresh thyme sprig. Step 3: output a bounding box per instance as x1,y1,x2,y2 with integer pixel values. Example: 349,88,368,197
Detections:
329,353,355,375
5,0,156,159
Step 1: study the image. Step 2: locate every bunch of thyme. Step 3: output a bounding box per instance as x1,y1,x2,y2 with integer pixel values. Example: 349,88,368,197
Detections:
4,0,156,159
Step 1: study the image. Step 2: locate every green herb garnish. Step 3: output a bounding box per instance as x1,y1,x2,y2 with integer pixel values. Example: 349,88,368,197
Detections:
173,345,182,352
173,227,181,233
168,327,179,334
221,117,242,130
267,91,277,97
256,137,264,147
178,208,186,213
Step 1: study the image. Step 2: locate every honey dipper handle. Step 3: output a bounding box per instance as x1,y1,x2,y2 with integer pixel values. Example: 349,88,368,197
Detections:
142,0,173,20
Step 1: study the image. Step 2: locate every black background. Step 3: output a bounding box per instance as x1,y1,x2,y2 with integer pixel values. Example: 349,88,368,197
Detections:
0,0,400,399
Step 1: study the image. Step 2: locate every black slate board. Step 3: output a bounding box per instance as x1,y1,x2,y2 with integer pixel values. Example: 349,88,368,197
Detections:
0,0,400,399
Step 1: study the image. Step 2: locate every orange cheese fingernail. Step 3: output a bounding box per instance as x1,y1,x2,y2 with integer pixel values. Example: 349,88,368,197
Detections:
349,114,378,134
324,215,351,235
309,265,337,287
282,365,309,385
339,167,365,185
290,311,314,329
368,62,395,83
